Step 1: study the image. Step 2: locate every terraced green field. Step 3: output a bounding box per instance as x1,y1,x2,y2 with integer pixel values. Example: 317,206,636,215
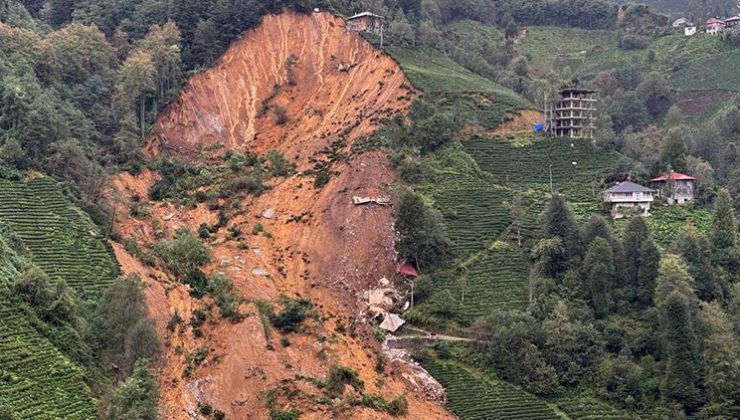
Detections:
0,301,97,419
519,27,740,92
465,136,630,218
423,357,560,420
386,46,534,129
554,394,634,420
0,177,117,298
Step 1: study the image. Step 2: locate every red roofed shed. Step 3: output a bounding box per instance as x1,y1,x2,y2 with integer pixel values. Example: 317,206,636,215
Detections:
397,263,418,277
650,172,696,205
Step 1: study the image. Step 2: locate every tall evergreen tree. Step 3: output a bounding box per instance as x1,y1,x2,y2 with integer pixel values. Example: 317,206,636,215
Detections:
711,189,738,269
542,194,581,274
622,217,649,299
673,223,721,302
660,291,703,411
583,238,613,318
637,238,660,306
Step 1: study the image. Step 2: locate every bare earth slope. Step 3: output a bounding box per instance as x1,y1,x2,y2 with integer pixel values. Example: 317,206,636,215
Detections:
114,11,451,419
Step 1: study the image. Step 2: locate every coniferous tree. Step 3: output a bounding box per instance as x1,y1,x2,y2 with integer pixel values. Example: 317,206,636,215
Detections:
673,223,721,302
583,238,613,318
660,290,703,411
542,194,581,275
637,238,660,306
711,189,738,269
622,217,649,299
696,302,740,418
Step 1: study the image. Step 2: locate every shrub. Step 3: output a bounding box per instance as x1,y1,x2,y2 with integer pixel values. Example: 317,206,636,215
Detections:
270,298,313,333
222,174,265,197
101,360,158,420
618,34,649,50
274,106,289,126
325,365,364,397
153,228,211,279
266,149,295,177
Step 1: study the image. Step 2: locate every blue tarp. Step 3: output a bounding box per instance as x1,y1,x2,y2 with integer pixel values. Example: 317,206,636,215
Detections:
534,122,545,133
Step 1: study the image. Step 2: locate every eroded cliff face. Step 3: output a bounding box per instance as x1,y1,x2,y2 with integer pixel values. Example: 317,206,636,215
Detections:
113,11,451,419
151,11,412,164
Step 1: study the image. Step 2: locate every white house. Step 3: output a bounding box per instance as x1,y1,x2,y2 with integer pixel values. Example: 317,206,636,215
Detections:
604,181,655,218
706,18,726,34
685,26,697,36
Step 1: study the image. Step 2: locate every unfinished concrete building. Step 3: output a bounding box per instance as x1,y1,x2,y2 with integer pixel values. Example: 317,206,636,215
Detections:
547,88,598,139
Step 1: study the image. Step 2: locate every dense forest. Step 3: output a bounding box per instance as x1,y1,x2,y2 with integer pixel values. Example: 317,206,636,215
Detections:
1,0,740,418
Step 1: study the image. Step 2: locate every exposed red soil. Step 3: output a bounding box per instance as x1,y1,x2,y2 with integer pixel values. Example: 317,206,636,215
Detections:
112,11,451,420
675,90,734,116
489,109,544,137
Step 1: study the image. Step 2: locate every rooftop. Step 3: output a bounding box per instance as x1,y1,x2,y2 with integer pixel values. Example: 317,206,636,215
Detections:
348,12,384,20
605,181,654,194
651,172,696,182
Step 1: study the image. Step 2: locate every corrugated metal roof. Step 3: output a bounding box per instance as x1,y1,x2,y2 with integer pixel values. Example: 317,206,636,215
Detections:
651,172,696,182
605,181,654,193
348,12,384,20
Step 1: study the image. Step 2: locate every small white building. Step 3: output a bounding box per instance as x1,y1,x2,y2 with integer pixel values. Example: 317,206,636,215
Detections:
706,18,726,34
604,181,655,218
685,26,697,36
651,172,696,205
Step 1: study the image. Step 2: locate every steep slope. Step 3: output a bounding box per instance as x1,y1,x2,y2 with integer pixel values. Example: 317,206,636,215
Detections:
114,11,451,419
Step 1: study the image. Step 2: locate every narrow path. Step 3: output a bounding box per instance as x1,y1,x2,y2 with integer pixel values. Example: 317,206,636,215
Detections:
389,326,480,343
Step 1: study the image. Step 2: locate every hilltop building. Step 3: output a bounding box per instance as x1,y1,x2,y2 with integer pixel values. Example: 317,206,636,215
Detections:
346,12,384,46
547,88,598,139
706,18,726,34
651,172,696,205
603,181,655,218
725,15,740,28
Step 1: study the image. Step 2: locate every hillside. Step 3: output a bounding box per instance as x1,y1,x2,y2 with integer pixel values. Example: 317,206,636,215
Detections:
0,177,117,418
115,11,451,419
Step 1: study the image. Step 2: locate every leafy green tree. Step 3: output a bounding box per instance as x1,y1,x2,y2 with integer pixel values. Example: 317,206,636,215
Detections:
395,188,452,269
92,275,159,375
531,238,567,280
135,21,183,104
636,72,672,118
102,359,159,420
581,214,624,278
154,228,211,278
115,50,156,139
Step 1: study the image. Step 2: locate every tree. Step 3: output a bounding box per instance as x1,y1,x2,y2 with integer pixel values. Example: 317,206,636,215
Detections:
581,214,624,278
636,72,672,118
637,238,660,306
660,127,688,173
135,21,183,104
622,217,649,292
504,190,525,247
542,194,581,273
395,188,452,269
102,359,159,420
696,302,740,417
711,188,738,269
659,290,703,410
115,50,156,139
611,92,648,133
672,223,721,302
92,275,159,375
583,238,613,318
153,228,211,279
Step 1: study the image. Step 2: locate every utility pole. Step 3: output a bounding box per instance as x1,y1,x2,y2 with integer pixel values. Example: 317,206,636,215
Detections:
549,164,554,195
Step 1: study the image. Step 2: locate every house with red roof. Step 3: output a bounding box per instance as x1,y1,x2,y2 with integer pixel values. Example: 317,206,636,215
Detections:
706,18,726,34
725,15,740,28
651,171,696,205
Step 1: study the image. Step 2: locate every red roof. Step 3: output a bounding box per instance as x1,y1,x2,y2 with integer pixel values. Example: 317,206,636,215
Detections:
397,263,418,277
651,172,696,182
706,18,725,25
